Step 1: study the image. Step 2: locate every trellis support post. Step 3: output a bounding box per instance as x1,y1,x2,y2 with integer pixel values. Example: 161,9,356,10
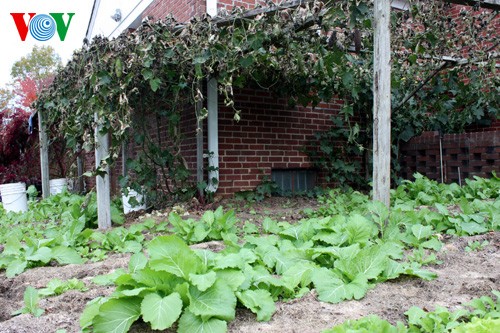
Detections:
95,113,111,229
38,110,50,198
373,0,392,208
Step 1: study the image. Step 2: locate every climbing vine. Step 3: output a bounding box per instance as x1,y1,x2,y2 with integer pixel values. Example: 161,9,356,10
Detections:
35,0,499,195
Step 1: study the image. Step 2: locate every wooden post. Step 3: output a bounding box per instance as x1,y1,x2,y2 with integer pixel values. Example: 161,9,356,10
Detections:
95,113,111,229
38,110,50,198
75,144,84,194
372,0,391,208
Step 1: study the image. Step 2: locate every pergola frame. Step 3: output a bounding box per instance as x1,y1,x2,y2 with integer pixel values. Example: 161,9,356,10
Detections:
38,0,498,227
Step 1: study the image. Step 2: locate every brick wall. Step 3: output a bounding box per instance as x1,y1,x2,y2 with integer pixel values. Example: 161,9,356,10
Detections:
143,0,279,21
449,4,500,134
110,86,346,197
81,1,498,197
143,0,205,22
218,0,278,13
448,4,500,59
214,88,343,195
399,130,499,183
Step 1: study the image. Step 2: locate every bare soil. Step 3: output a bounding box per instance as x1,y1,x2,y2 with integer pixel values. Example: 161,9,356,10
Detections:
0,198,499,333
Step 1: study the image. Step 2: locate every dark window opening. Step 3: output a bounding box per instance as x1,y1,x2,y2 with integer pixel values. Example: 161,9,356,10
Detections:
271,169,317,195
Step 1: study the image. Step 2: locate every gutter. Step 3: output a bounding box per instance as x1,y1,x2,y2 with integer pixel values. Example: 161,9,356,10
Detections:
85,0,101,40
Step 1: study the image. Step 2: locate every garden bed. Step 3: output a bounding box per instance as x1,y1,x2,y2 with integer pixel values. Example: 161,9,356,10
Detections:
1,175,499,333
0,209,498,333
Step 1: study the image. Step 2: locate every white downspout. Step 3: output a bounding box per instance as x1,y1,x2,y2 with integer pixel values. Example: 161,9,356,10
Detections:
206,0,217,17
206,1,219,193
207,78,219,192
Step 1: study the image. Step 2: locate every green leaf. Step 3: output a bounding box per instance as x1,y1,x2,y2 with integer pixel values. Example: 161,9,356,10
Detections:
129,252,147,273
92,269,127,286
141,69,153,80
189,271,217,292
434,203,449,215
131,266,181,290
345,214,377,246
202,210,215,225
39,278,87,297
115,58,123,78
451,317,500,333
335,244,387,281
6,259,28,278
325,315,400,333
402,262,437,281
111,205,125,225
239,56,255,68
237,289,276,321
382,259,405,280
243,223,259,234
24,286,44,317
123,241,142,253
421,238,443,251
3,236,22,255
262,218,281,234
148,235,203,279
117,287,149,297
342,70,354,88
311,267,358,303
150,78,161,92
80,297,106,330
188,279,236,321
193,223,210,242
405,306,427,326
411,224,434,241
26,247,53,263
214,248,257,270
281,262,317,289
215,269,246,291
408,54,418,65
460,222,488,235
93,297,141,333
178,309,227,333
52,246,84,265
141,292,183,330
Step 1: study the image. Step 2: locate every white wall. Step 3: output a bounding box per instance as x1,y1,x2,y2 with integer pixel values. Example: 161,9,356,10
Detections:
87,0,154,39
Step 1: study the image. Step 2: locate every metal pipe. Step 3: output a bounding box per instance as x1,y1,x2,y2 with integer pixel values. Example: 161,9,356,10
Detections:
196,96,204,196
207,78,219,193
439,132,444,183
458,167,462,186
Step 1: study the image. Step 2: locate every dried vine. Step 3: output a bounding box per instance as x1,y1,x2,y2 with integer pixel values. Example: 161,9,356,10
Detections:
35,0,499,195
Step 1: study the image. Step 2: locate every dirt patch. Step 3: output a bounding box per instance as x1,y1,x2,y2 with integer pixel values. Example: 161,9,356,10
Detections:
0,232,498,333
229,196,321,225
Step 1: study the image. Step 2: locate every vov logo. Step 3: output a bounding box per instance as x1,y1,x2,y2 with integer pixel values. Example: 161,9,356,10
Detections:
11,13,75,42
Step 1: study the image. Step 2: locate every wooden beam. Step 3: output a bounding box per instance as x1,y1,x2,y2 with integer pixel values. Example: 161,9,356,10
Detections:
167,0,316,32
394,0,500,11
38,110,50,198
76,144,84,194
372,0,392,208
444,0,500,11
213,0,312,24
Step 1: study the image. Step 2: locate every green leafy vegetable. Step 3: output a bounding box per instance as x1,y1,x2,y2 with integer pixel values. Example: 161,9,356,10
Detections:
141,292,183,330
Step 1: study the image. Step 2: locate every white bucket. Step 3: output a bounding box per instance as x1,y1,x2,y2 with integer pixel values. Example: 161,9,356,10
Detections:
50,178,68,195
0,182,28,213
122,188,146,214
